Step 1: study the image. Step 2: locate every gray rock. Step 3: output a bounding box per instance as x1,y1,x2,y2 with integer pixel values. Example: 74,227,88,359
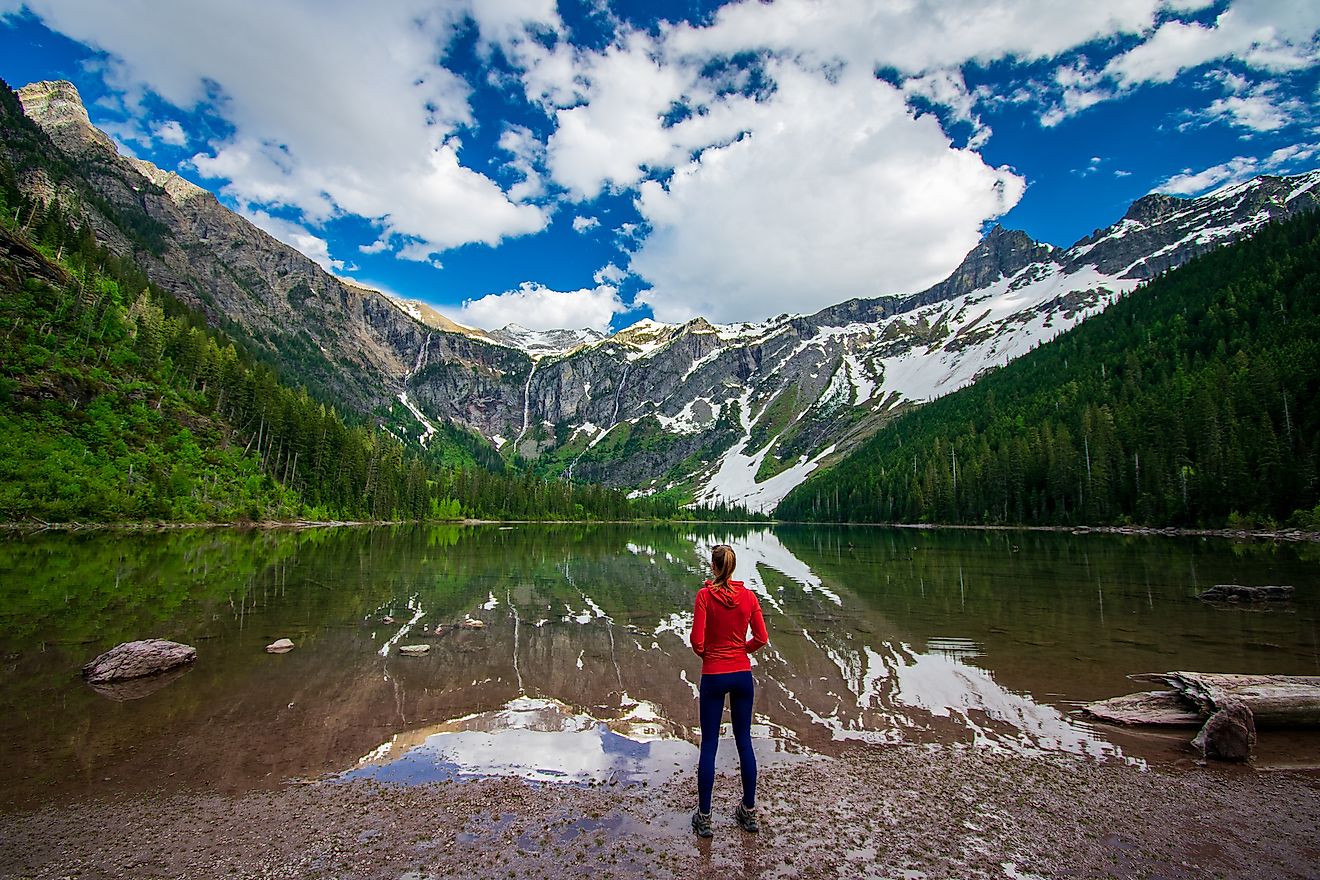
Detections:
1191,699,1257,761
266,638,295,653
83,639,196,683
397,644,430,656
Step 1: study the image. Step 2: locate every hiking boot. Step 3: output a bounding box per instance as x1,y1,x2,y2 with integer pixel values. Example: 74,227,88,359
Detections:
734,802,759,833
691,809,713,838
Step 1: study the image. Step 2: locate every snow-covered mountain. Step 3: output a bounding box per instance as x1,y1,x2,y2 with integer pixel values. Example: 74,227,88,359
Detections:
8,78,1317,511
486,324,605,358
399,170,1320,511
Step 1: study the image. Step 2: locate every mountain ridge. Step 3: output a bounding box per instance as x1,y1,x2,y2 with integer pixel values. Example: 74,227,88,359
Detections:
5,76,1318,511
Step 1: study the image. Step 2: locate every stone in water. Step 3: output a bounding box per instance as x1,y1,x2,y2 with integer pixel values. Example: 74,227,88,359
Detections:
267,638,295,653
398,644,430,656
83,639,197,683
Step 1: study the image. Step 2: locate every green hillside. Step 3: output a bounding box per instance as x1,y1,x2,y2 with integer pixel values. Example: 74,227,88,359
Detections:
778,209,1320,529
0,164,753,523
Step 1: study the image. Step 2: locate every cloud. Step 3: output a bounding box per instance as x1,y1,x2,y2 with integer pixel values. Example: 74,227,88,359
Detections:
1201,81,1306,131
151,119,187,146
452,282,625,332
1154,141,1319,194
13,0,548,258
631,62,1024,324
901,68,991,147
544,32,697,199
665,0,1166,75
593,262,627,284
572,215,600,232
497,123,548,203
1105,1,1320,87
241,208,343,271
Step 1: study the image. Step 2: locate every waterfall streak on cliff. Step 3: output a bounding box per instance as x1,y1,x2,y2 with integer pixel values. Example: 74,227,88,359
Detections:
408,332,432,381
611,364,630,424
515,360,538,445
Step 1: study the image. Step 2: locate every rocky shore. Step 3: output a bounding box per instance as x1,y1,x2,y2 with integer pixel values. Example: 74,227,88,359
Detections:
3,746,1316,880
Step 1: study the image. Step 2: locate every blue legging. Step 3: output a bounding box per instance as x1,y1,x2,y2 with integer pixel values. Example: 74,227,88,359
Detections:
697,670,756,813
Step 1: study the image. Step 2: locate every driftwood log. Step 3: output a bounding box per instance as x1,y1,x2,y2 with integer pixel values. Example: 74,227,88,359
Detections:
1083,672,1320,761
1129,672,1320,726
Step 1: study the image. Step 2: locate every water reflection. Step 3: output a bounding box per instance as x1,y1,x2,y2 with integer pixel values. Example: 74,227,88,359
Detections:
339,695,806,785
0,523,1317,806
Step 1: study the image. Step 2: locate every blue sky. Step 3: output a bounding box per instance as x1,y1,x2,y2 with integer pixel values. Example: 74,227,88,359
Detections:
2,0,1318,331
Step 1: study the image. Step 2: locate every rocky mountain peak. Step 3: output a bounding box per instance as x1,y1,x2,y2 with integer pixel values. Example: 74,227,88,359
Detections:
1122,192,1183,224
128,157,209,204
16,80,117,155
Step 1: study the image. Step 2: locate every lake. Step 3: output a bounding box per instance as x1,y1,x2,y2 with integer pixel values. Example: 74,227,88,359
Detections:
1,523,1316,809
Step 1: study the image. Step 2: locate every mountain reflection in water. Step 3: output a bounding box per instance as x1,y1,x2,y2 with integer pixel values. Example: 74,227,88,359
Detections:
1,523,1317,806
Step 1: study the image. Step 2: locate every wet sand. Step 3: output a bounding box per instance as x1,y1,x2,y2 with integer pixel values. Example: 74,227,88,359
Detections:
3,746,1317,880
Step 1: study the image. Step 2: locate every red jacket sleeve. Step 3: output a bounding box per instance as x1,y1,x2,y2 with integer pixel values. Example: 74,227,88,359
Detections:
745,594,768,653
690,589,707,657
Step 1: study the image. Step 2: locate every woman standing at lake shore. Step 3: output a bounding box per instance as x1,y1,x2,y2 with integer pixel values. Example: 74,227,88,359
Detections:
689,543,769,837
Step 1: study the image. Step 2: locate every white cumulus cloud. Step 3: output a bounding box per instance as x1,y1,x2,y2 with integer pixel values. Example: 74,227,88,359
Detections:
151,119,187,146
1155,141,1319,194
452,282,625,332
12,0,549,258
632,62,1024,323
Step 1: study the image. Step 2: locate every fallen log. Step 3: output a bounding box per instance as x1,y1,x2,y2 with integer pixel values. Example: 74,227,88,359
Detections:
1082,671,1320,762
1081,690,1203,726
1130,672,1320,726
1198,584,1294,603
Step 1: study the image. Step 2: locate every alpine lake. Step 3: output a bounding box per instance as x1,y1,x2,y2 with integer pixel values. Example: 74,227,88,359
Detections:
1,523,1317,811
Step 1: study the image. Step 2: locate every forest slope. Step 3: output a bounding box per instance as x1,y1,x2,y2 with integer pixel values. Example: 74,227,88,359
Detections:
778,209,1320,529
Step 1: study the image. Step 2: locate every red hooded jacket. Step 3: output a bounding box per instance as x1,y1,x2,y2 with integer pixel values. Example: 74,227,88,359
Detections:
690,579,769,675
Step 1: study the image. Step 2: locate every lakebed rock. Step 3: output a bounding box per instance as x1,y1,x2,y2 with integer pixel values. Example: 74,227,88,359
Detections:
460,618,485,630
397,644,430,656
266,638,295,654
83,639,196,684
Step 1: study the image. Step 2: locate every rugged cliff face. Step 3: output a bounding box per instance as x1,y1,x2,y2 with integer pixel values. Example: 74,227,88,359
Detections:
6,78,1318,510
8,79,431,414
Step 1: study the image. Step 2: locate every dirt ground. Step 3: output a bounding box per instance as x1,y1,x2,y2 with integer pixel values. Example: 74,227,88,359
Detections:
2,745,1318,880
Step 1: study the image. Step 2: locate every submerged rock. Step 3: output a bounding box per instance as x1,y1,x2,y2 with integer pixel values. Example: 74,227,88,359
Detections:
1198,584,1294,604
460,618,485,630
397,644,430,656
1192,699,1257,761
266,638,295,654
83,639,196,684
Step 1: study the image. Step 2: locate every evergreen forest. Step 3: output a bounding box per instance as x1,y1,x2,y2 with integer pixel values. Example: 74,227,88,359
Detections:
0,164,759,524
778,209,1320,529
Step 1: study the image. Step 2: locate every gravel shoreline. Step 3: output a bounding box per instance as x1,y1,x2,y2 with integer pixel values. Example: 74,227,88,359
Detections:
3,746,1317,880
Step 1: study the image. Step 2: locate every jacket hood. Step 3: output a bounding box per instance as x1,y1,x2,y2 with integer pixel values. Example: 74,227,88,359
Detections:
704,579,745,607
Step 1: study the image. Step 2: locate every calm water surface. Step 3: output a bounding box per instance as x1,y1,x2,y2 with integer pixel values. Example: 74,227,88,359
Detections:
0,524,1317,808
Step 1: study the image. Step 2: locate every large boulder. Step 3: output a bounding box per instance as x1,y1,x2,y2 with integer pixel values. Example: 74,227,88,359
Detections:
83,639,196,683
1191,698,1257,761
